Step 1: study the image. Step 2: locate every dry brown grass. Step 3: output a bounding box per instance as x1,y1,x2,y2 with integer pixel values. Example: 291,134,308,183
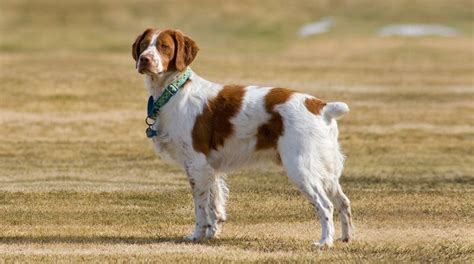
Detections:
0,0,473,262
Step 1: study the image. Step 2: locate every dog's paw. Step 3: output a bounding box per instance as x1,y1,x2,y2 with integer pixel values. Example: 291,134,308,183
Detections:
184,233,204,242
337,236,352,243
205,227,221,239
314,238,334,249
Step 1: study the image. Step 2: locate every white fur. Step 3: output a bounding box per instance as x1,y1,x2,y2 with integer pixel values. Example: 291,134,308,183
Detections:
138,32,164,74
141,70,353,247
323,102,349,122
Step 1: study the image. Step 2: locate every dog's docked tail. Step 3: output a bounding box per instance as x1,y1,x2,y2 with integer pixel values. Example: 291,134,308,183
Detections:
322,102,349,122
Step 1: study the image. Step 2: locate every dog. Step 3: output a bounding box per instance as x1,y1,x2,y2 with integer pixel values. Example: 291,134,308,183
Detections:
132,28,353,247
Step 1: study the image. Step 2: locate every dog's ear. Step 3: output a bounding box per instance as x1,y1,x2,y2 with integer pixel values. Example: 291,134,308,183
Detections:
132,28,152,63
173,30,199,71
132,34,142,62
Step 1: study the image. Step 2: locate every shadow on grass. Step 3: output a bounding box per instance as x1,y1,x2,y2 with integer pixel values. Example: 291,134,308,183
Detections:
0,235,315,252
0,235,185,245
342,174,474,189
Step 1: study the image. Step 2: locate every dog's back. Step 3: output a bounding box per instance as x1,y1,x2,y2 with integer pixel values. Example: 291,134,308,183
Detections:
172,84,348,173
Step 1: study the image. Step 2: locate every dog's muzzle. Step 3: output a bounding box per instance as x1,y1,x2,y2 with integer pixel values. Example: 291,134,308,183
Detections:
138,55,157,74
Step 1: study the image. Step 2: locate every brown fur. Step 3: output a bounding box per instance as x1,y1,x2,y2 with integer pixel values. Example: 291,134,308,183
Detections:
192,85,246,155
155,30,176,72
255,88,294,150
168,30,199,71
132,28,155,62
304,98,326,116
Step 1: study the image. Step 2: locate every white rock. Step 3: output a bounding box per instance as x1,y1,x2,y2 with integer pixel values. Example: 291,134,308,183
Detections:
298,17,334,37
378,24,459,37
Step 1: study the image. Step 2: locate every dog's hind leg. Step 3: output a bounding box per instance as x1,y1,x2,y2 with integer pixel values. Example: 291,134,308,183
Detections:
282,163,335,247
206,173,229,239
279,137,335,247
184,161,214,242
311,179,335,247
330,183,354,242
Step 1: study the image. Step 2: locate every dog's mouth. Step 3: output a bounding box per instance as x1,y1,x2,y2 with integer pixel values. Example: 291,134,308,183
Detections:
138,68,155,75
138,67,163,75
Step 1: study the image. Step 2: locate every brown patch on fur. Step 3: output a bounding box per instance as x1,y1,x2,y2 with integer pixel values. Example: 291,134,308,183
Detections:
192,85,246,155
154,30,199,72
132,28,155,62
255,88,294,150
168,30,199,71
154,30,175,71
304,97,326,116
181,79,191,90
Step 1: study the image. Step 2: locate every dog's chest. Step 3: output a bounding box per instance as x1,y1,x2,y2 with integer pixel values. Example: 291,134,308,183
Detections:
150,108,197,165
151,137,179,163
149,118,179,162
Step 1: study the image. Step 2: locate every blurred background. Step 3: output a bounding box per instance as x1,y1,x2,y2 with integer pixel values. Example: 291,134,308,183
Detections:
0,0,473,262
1,0,473,97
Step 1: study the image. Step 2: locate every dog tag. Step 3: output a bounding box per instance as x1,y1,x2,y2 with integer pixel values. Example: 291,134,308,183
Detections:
146,127,157,138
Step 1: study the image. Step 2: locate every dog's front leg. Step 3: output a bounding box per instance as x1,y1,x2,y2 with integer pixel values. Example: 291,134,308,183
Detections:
206,175,228,239
184,163,214,242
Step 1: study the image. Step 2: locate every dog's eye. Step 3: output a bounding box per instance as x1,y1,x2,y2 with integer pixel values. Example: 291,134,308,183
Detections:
140,42,147,51
161,44,169,49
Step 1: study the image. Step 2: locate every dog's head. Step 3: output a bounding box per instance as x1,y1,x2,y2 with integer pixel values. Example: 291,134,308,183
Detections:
132,28,199,75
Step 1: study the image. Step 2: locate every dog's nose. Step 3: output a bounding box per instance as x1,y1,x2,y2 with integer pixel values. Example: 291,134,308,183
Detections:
139,56,152,64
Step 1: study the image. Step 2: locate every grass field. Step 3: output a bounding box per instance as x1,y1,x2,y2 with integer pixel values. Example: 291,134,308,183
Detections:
1,0,473,262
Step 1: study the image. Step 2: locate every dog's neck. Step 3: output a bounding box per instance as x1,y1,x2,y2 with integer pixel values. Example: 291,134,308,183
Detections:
144,71,182,99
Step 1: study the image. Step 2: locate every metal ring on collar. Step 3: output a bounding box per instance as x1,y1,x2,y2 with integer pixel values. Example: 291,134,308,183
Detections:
145,116,156,126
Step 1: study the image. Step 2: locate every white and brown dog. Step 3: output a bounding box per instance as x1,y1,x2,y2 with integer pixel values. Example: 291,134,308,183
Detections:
132,28,353,247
